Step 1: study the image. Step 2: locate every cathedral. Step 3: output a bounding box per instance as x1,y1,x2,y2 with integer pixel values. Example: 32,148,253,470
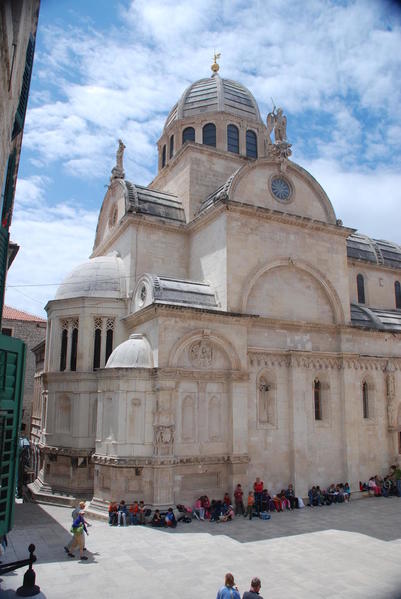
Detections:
30,59,401,512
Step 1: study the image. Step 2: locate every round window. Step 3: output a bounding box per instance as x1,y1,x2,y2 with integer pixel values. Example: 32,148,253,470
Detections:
270,176,292,202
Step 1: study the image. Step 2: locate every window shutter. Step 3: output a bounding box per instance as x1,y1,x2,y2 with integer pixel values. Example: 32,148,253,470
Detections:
11,35,35,140
1,149,17,230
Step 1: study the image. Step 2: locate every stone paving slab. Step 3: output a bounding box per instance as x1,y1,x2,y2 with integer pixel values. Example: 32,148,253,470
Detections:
1,497,401,598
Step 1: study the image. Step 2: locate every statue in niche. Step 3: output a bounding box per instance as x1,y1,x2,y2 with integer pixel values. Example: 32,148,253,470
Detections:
153,424,175,456
189,340,213,368
259,379,274,425
111,139,126,179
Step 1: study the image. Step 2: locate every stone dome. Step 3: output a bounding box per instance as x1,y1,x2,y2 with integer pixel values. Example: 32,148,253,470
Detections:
105,334,153,368
164,73,262,130
55,254,126,300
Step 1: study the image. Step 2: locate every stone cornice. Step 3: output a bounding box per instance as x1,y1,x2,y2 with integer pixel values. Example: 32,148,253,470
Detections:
348,257,401,275
123,303,253,328
123,303,401,342
39,443,94,456
153,368,248,381
43,371,98,384
91,211,186,258
92,453,249,467
224,200,354,237
248,349,401,371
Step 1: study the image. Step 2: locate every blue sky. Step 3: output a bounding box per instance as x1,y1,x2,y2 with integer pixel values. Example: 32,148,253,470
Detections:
6,0,401,316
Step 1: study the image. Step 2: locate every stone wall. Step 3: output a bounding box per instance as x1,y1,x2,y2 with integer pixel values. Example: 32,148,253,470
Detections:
2,317,46,430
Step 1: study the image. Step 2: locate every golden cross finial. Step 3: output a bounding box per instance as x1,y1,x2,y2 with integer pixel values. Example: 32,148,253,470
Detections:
211,51,221,74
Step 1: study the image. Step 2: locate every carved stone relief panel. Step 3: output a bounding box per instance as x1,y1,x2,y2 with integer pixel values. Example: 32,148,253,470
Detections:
153,424,175,456
189,340,213,368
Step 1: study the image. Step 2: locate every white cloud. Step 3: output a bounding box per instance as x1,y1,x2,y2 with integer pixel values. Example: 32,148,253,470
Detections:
5,177,97,316
305,158,401,243
10,0,401,316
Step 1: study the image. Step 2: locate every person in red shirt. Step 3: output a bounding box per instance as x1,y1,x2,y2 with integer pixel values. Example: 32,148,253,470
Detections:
108,502,118,526
234,484,244,516
223,492,231,506
253,477,264,515
129,501,139,525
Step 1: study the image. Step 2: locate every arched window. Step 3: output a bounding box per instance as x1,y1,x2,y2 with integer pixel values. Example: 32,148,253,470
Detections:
93,317,102,370
227,124,239,153
202,123,216,147
60,328,68,372
70,326,78,372
169,135,174,159
246,130,258,158
93,329,101,370
182,127,195,144
357,274,365,304
362,381,369,419
314,378,322,421
105,327,113,364
395,281,401,309
161,144,166,168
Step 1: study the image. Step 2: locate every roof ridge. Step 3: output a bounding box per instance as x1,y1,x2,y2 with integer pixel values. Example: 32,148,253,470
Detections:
3,305,46,322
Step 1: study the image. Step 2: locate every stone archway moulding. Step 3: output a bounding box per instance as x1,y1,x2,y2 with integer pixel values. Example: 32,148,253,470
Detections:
228,158,337,224
168,328,242,371
241,257,345,324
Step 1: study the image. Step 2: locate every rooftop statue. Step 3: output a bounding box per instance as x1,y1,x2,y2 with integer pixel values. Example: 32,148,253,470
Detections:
266,105,292,160
267,106,287,142
111,139,126,180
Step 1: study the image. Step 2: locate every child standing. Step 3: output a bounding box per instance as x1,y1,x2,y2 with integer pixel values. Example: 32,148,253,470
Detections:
246,491,254,520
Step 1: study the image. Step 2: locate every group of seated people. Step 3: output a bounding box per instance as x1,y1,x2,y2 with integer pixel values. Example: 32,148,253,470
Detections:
192,481,303,522
360,470,400,497
108,501,178,528
108,466,400,529
308,482,351,506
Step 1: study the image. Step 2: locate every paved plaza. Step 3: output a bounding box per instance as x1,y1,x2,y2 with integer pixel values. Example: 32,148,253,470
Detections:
1,496,401,598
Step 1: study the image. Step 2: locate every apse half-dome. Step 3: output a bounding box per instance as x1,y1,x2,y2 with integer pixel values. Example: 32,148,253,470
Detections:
55,254,126,300
105,334,153,368
164,74,262,130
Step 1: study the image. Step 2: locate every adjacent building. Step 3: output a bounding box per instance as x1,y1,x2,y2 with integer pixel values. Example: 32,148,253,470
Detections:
2,306,46,432
0,0,41,535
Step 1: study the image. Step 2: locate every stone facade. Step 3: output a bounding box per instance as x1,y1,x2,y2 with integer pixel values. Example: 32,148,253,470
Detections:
30,67,401,511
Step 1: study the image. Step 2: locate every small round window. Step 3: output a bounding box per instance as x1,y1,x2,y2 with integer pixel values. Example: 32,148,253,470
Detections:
270,176,292,202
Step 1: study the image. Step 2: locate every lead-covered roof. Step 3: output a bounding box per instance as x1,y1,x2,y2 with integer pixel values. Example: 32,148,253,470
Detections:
347,233,401,270
164,74,262,130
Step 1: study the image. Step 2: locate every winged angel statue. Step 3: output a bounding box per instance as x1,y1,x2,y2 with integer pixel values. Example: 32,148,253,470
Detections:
266,105,291,159
266,107,287,143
